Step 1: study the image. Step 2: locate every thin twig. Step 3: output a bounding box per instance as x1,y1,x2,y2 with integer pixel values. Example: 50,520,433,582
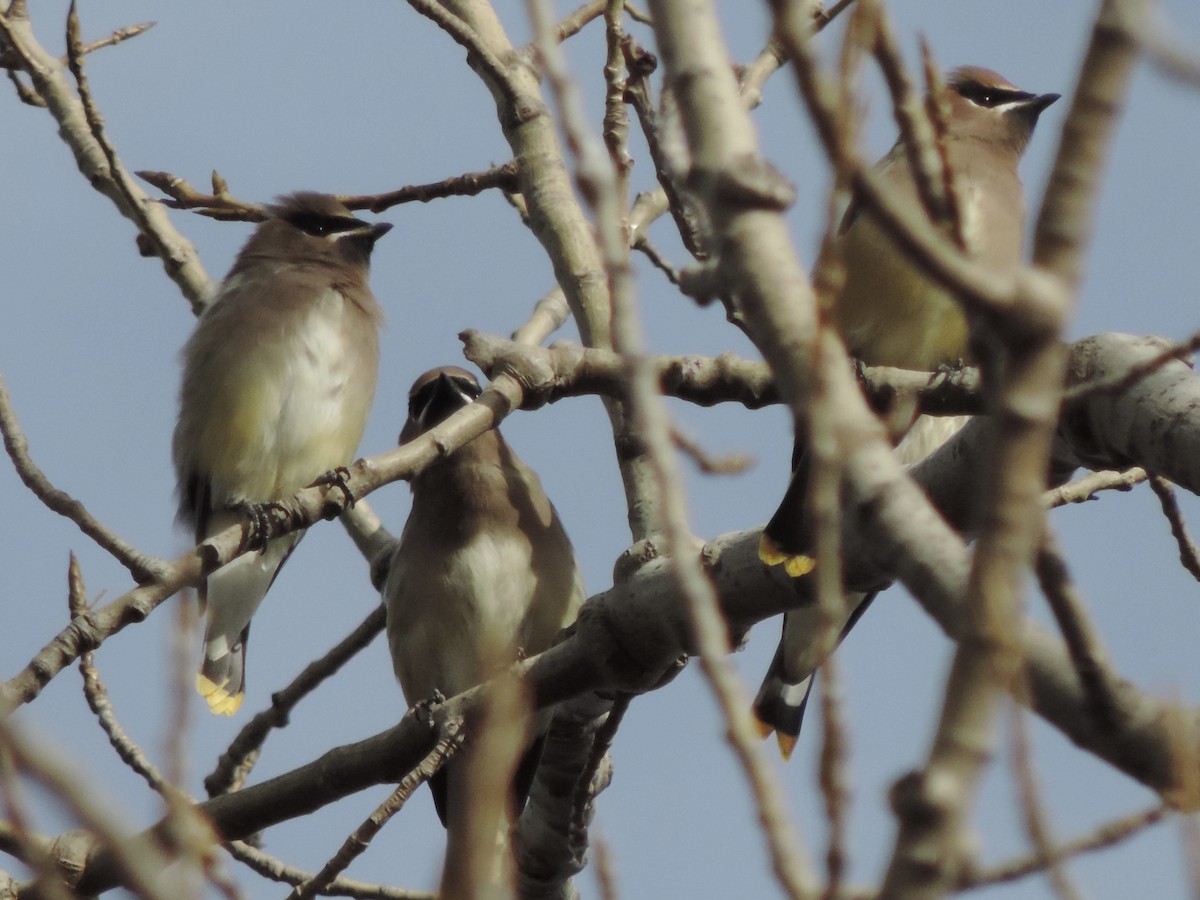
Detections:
813,0,859,28
343,161,522,212
920,42,965,248
225,841,434,900
166,587,197,793
602,0,632,204
5,66,43,105
632,237,681,285
1180,812,1200,898
0,720,180,900
569,696,628,839
64,1,211,309
1143,8,1200,86
139,161,523,223
205,607,387,797
407,0,524,108
960,803,1169,889
1034,530,1122,734
670,428,753,475
0,374,167,584
67,19,154,59
592,836,621,900
73,555,241,900
868,3,962,243
817,652,851,896
287,723,464,900
624,1,651,24
1148,475,1200,582
77,576,180,797
622,35,708,259
135,170,264,221
1064,328,1199,402
1043,467,1147,508
0,737,76,900
1008,703,1083,900
546,0,605,43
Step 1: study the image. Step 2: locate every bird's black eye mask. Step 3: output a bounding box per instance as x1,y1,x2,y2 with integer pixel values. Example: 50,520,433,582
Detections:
955,81,1035,109
283,210,369,238
409,374,483,428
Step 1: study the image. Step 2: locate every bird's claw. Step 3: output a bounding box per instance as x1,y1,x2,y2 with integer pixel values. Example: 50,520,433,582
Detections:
930,358,967,385
312,465,356,512
235,500,287,552
413,690,447,727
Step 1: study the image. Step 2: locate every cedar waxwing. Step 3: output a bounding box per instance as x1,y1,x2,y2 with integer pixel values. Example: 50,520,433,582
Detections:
756,67,1060,756
174,192,390,716
383,366,585,897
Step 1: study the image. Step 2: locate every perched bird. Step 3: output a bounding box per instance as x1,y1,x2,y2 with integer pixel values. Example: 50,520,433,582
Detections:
174,192,391,716
384,366,585,896
756,67,1060,756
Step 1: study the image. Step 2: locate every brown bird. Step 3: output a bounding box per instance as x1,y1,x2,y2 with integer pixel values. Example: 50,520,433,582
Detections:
383,366,586,897
174,192,390,716
756,67,1060,757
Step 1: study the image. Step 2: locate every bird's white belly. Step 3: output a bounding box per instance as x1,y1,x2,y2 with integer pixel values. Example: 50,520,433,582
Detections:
387,531,537,703
224,289,363,498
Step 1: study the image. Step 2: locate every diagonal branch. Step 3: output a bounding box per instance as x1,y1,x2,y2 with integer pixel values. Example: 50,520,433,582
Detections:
0,4,211,307
0,374,168,585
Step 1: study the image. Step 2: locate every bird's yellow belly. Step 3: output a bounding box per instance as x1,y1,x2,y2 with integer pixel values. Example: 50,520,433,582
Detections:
834,237,971,372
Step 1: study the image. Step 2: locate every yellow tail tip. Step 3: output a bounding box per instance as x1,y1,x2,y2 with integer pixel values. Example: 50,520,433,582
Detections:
776,732,797,761
753,716,776,740
195,673,244,716
752,714,797,759
758,534,816,577
784,555,816,578
758,533,788,566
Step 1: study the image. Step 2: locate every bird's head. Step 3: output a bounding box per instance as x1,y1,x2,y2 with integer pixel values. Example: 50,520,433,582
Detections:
943,66,1060,156
400,366,483,445
244,192,393,269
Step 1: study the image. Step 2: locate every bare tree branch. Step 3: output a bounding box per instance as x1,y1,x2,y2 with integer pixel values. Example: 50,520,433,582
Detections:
0,375,169,584
287,723,464,900
226,841,434,900
0,3,211,307
1148,475,1200,582
204,607,387,798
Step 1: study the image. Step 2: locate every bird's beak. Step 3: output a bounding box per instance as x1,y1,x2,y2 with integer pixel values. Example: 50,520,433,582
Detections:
1014,92,1061,124
341,220,393,257
361,221,393,246
424,372,467,420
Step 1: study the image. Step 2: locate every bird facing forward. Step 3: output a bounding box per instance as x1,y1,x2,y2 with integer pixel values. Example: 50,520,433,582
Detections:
756,67,1060,756
383,366,585,898
174,192,391,716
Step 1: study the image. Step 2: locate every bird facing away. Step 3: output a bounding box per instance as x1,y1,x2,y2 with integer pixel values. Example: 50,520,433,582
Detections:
384,366,586,898
174,192,391,716
756,67,1060,757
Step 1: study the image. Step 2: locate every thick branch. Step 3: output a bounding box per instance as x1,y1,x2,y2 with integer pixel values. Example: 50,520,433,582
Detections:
64,502,1199,894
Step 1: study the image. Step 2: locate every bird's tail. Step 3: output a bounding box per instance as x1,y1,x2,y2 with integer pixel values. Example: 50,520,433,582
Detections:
755,412,969,756
752,593,878,757
196,531,301,715
752,631,813,761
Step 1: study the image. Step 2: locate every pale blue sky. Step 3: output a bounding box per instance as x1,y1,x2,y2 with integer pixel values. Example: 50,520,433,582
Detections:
4,2,1200,897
